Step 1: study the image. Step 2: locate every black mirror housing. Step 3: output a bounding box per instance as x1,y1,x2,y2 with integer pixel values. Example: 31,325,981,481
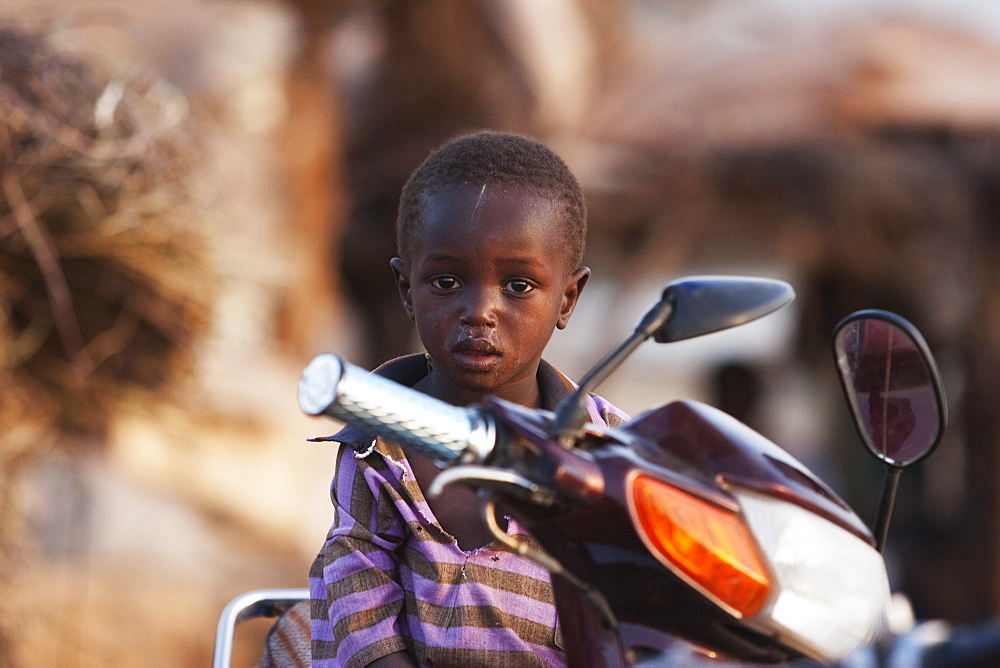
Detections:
833,310,947,469
655,276,795,343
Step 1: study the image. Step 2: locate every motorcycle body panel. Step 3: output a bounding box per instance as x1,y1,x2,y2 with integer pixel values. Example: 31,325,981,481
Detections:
485,395,877,663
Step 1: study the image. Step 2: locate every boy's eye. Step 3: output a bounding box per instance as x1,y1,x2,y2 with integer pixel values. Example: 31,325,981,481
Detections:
430,276,460,290
506,279,534,294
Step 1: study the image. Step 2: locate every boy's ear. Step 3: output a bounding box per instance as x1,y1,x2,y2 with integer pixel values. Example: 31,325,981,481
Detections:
556,266,591,330
389,258,415,321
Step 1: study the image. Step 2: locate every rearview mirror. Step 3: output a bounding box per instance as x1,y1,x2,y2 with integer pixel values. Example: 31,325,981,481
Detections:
833,311,946,468
549,276,794,443
655,276,795,343
832,310,947,552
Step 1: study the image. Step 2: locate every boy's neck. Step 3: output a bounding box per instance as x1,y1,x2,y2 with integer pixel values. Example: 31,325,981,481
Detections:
413,368,541,408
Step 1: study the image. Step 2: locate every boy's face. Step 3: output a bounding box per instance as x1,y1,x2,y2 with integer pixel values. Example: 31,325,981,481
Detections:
391,183,589,406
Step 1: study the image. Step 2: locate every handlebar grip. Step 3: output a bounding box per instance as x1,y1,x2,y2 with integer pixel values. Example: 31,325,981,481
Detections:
298,354,494,464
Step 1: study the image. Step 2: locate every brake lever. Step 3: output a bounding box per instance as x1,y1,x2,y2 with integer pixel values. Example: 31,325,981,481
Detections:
427,465,557,506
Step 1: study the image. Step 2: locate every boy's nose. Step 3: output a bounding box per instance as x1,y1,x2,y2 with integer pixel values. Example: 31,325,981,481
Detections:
459,289,499,327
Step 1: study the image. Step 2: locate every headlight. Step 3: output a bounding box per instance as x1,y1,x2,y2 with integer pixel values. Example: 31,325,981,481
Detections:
630,473,890,663
735,489,890,661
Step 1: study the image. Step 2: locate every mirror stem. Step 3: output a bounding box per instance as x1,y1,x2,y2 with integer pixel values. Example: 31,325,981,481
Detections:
874,466,902,553
548,300,673,445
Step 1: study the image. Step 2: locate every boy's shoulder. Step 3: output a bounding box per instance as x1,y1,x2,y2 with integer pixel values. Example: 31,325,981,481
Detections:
538,360,629,427
588,392,630,428
373,353,431,385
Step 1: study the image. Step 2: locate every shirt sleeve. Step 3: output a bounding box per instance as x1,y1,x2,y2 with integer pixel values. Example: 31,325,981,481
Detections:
309,443,412,667
587,393,630,427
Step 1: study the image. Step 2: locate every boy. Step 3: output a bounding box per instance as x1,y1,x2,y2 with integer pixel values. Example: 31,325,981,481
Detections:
309,131,628,667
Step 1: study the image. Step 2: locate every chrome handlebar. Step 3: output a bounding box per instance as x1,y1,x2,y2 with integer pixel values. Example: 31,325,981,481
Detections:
298,354,495,464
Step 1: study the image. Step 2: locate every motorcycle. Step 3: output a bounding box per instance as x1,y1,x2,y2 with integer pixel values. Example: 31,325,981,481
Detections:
214,275,947,666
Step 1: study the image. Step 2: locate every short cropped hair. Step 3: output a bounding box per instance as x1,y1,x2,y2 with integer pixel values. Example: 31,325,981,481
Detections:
396,131,587,270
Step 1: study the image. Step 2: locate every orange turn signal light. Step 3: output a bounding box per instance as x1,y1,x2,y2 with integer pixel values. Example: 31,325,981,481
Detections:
631,474,771,617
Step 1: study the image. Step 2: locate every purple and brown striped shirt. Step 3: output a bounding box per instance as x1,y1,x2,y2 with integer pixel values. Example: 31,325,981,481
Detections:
308,355,628,667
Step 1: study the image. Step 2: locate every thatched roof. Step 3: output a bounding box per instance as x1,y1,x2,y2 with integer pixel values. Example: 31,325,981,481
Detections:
0,27,213,451
585,3,1000,151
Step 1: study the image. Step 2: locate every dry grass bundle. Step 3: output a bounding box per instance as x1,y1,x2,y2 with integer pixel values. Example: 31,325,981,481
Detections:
0,26,216,663
0,25,213,456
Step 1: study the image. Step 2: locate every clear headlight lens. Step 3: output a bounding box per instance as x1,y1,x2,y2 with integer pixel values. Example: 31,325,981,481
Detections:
630,473,890,663
735,490,891,662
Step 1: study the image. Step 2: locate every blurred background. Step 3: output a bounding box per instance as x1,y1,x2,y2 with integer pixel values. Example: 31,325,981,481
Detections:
1,0,999,665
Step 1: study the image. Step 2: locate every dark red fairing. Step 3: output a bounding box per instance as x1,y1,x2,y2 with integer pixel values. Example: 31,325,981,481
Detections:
624,400,873,543
481,396,874,665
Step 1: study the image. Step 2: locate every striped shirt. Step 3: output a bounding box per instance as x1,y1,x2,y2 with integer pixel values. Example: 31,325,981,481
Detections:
309,354,628,667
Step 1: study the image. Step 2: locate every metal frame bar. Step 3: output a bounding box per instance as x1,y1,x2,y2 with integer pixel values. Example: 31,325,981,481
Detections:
212,588,309,668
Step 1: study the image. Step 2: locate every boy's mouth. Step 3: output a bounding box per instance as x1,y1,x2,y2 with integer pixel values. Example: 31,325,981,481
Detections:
452,340,501,371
